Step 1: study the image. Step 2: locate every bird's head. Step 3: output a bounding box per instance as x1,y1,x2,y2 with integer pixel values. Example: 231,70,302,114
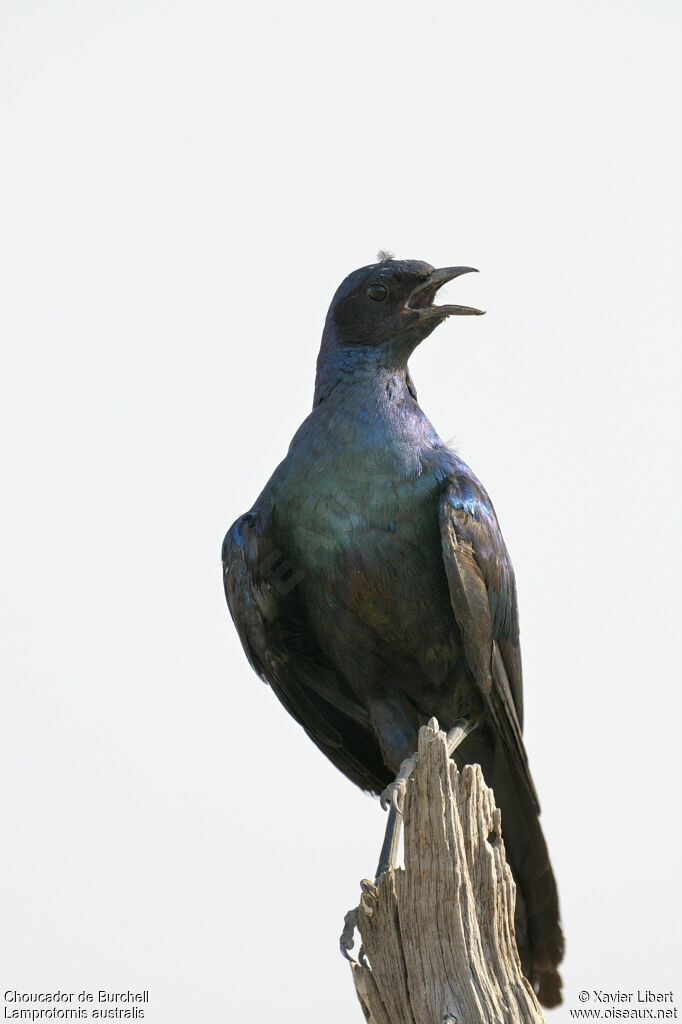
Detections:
314,255,485,405
324,256,484,355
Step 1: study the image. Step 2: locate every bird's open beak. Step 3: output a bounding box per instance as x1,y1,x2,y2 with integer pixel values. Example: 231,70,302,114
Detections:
405,267,485,317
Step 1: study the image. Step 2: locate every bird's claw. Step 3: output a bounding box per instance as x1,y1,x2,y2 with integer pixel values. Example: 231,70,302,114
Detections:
340,907,359,962
380,779,407,815
380,752,418,813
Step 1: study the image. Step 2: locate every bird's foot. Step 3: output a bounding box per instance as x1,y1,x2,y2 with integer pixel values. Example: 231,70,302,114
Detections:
376,753,420,878
379,715,449,813
379,716,479,815
375,715,481,880
340,906,359,961
340,882,374,965
379,753,418,815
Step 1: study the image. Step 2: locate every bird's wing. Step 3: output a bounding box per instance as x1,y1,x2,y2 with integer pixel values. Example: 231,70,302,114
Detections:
222,508,390,792
438,474,539,810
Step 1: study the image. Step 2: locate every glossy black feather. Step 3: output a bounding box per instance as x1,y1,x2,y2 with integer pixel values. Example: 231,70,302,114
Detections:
223,510,391,793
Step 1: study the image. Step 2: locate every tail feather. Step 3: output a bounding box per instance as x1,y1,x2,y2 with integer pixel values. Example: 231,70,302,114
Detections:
515,853,564,1007
459,732,564,1008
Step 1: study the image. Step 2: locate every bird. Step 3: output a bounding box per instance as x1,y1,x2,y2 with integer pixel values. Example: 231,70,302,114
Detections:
222,254,564,1007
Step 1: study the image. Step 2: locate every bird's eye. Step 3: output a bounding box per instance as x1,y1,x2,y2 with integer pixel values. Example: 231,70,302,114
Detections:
367,283,388,302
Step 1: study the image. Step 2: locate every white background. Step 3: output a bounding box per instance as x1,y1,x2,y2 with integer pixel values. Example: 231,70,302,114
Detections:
1,1,680,1020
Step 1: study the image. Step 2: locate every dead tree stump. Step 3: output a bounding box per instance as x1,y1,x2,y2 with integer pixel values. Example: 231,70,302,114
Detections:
344,719,545,1024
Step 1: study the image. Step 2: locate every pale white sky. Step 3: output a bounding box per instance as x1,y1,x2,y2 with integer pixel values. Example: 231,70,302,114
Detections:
1,1,681,1020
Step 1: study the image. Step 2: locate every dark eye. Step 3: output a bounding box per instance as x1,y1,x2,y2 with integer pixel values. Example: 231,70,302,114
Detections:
367,282,388,302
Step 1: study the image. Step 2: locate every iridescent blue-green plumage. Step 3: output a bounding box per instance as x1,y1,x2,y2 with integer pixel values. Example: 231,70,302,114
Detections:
222,258,563,1006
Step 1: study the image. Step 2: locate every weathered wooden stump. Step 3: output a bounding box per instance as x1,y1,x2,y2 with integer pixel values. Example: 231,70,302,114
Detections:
344,719,545,1024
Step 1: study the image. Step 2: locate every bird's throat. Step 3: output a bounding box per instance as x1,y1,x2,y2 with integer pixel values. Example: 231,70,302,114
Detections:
314,352,412,408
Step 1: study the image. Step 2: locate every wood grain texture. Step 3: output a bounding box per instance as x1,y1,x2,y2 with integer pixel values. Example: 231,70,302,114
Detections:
347,721,545,1024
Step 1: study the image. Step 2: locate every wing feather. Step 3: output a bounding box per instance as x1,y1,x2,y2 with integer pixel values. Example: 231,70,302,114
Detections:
438,476,538,810
222,510,390,793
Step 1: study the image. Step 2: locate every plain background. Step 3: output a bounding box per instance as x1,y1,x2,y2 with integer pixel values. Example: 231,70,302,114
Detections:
2,1,680,1019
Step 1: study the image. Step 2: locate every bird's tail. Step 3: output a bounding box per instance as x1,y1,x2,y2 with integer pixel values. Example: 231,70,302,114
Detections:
460,733,564,1007
496,760,564,1007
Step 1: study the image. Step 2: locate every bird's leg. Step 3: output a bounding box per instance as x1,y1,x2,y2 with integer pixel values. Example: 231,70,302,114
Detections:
375,714,480,880
375,747,421,879
445,714,480,756
380,715,478,816
375,803,403,880
344,714,483,960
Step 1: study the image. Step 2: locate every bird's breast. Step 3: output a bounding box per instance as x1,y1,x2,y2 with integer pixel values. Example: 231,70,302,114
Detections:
277,438,453,620
264,411,466,699
275,438,442,565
